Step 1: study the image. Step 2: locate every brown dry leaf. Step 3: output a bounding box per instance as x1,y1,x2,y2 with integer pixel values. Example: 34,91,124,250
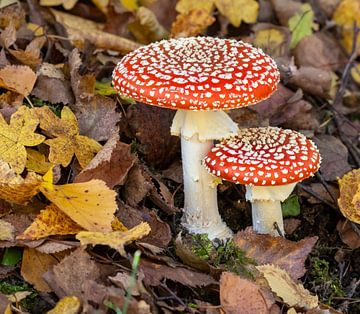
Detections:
0,161,42,204
0,22,16,48
40,170,117,232
336,220,360,249
47,296,81,314
338,169,360,223
234,228,318,279
0,220,15,241
257,264,319,310
0,106,45,174
21,248,59,292
18,203,83,240
75,133,136,189
35,240,77,254
313,135,352,181
0,65,37,96
220,272,275,314
271,0,302,26
25,148,52,175
139,258,217,287
35,106,102,168
171,8,215,38
76,222,151,256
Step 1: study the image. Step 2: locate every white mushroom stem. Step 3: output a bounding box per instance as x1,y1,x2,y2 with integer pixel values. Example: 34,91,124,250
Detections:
171,110,238,240
245,183,297,236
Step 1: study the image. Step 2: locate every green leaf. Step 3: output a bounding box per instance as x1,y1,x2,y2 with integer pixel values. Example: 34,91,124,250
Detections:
1,247,23,266
95,80,118,96
288,3,315,49
282,194,301,217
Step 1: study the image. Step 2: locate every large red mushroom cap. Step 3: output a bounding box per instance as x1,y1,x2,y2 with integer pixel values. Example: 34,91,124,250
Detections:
203,127,321,186
112,37,280,111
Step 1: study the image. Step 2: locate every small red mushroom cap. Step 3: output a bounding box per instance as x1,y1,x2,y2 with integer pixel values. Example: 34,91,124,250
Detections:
203,127,321,186
112,37,280,111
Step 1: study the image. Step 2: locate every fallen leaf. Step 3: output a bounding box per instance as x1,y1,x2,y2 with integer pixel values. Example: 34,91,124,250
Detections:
313,135,352,181
0,106,45,173
171,8,215,38
76,222,151,255
35,106,102,168
338,169,360,223
7,291,32,303
336,220,360,249
257,264,318,310
351,63,360,84
0,161,42,204
175,0,214,14
35,240,77,254
0,22,16,48
234,228,318,279
40,0,78,10
0,220,15,241
109,272,141,296
40,169,117,232
288,3,316,48
75,134,136,188
26,148,52,175
18,203,83,240
270,0,302,26
21,247,59,292
47,296,81,314
0,65,37,96
220,272,275,314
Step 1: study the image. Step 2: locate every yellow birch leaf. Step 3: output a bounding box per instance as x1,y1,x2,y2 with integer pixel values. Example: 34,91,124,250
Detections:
0,160,42,204
0,65,37,96
175,0,214,14
171,9,215,38
21,248,58,292
256,264,318,310
338,169,360,223
35,106,102,168
26,148,52,174
76,222,151,255
214,0,259,27
18,203,83,240
40,172,117,232
47,296,81,314
111,217,128,232
0,220,15,241
0,106,45,174
121,0,138,11
333,0,360,54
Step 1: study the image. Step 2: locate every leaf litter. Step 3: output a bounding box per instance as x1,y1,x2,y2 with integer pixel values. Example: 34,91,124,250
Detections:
0,0,359,313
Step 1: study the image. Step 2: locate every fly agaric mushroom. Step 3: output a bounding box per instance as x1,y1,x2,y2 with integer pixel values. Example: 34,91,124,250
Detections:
112,37,279,240
203,127,321,236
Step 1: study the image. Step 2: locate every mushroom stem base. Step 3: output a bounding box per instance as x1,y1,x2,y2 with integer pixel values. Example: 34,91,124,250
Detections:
251,200,284,236
181,135,233,240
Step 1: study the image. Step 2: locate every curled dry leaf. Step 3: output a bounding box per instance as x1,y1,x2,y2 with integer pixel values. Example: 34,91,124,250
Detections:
220,272,276,314
0,65,37,96
234,227,318,279
0,220,15,241
18,203,83,240
47,296,81,314
257,264,319,310
338,169,360,223
76,222,151,256
336,220,360,249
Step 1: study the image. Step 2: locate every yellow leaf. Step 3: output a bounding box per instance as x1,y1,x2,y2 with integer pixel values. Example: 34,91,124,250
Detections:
4,304,11,314
253,27,287,57
26,148,52,174
338,169,360,223
351,63,360,84
91,0,109,13
76,222,151,255
0,160,42,204
214,0,259,27
0,106,45,174
21,248,58,292
121,0,138,11
0,65,37,96
176,0,214,14
35,106,102,168
256,264,318,310
18,203,83,240
333,0,360,54
40,179,117,232
40,0,78,10
111,217,128,232
0,220,15,241
47,296,81,314
171,9,215,38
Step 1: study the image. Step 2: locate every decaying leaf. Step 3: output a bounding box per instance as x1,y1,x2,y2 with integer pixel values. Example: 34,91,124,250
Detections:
47,296,81,314
220,272,275,314
21,248,59,292
76,222,151,255
0,161,42,204
336,220,360,249
18,203,83,240
338,169,360,223
257,264,319,310
35,106,102,168
0,65,37,96
0,220,15,241
40,169,117,232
